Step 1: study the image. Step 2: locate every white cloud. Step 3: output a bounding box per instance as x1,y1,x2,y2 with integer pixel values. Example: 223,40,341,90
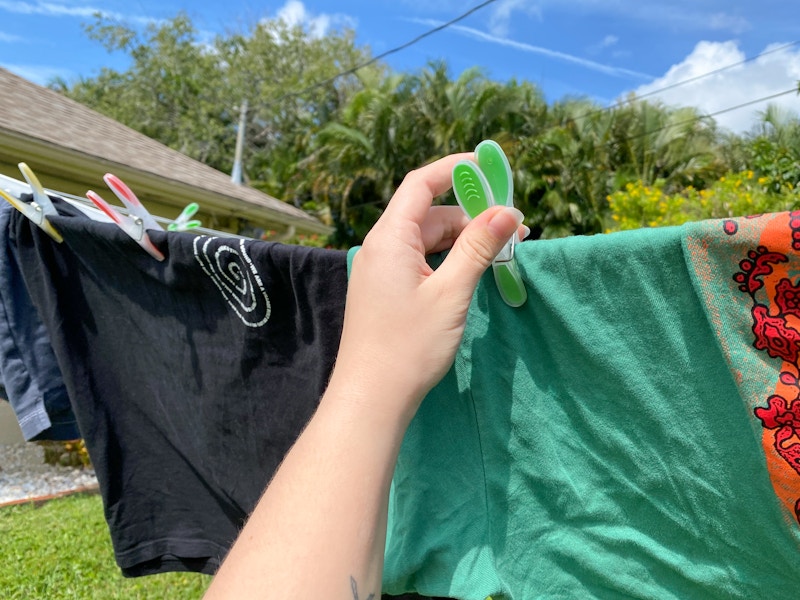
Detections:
487,0,751,35
622,5,750,34
628,41,800,133
0,1,102,18
412,18,651,81
600,35,619,48
587,34,620,55
708,12,750,34
272,0,355,38
0,30,23,42
488,0,542,38
0,1,159,27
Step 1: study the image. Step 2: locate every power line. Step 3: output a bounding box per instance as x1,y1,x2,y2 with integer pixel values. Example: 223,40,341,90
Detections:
252,23,799,147
239,0,800,149
632,40,800,104
249,0,498,143
340,86,800,213
622,87,799,142
261,2,798,124
560,40,800,128
242,6,800,174
503,44,800,148
267,0,499,105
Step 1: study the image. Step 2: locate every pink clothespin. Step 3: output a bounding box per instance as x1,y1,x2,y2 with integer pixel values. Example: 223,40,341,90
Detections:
0,163,63,243
86,173,165,261
103,174,164,233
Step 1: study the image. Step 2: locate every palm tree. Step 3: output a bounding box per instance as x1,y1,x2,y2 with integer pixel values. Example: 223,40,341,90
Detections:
745,104,800,192
515,98,615,238
610,99,722,191
291,71,427,243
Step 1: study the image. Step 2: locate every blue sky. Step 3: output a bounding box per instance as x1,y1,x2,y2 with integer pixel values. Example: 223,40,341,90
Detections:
1,0,799,133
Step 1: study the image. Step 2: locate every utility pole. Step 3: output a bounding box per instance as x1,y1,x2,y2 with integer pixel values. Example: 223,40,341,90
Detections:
231,99,248,185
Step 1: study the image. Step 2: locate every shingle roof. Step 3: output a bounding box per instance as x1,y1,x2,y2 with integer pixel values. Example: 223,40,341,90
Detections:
0,67,329,234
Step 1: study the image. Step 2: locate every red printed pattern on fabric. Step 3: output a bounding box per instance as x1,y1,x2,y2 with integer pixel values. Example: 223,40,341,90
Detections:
734,212,800,522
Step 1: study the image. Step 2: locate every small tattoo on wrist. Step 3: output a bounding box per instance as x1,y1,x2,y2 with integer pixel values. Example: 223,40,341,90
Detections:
350,576,375,600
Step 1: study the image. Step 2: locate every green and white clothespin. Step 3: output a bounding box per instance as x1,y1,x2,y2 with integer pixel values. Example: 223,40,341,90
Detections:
452,140,527,307
168,203,202,232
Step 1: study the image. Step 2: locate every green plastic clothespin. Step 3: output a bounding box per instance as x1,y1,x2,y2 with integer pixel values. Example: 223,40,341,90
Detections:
452,140,527,307
168,202,202,232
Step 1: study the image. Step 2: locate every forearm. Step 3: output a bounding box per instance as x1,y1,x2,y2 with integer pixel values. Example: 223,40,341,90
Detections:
202,153,523,599
204,372,415,599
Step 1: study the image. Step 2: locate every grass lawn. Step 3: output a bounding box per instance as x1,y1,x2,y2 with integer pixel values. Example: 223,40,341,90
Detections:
0,492,211,599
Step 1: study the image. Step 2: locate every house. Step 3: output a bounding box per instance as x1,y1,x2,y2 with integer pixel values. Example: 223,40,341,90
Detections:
0,67,330,237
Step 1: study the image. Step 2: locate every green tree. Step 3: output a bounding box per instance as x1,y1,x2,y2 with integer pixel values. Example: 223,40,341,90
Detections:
609,99,723,191
291,70,426,244
58,14,233,167
60,11,795,247
293,63,551,245
55,12,375,194
219,17,376,198
745,104,800,193
514,98,615,238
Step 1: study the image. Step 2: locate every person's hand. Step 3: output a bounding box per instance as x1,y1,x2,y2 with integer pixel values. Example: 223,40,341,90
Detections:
327,153,525,424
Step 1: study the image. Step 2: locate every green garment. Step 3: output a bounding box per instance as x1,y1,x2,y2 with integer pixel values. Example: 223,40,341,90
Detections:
349,212,800,599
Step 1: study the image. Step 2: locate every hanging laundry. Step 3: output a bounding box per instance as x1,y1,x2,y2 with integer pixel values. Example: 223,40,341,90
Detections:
0,200,78,441
10,199,348,577
362,212,800,599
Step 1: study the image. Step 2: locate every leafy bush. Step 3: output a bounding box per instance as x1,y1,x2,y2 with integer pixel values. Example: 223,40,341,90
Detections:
37,439,92,468
608,170,800,231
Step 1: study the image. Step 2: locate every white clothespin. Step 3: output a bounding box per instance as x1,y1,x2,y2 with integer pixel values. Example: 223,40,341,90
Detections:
86,173,165,261
0,163,63,243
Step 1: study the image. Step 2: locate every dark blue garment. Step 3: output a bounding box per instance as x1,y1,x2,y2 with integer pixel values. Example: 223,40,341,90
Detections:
0,200,79,441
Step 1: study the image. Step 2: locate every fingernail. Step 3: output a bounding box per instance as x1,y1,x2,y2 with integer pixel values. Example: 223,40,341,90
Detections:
507,207,524,225
488,207,525,238
521,225,531,240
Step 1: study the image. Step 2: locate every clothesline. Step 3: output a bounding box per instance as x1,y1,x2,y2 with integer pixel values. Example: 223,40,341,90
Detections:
0,172,252,241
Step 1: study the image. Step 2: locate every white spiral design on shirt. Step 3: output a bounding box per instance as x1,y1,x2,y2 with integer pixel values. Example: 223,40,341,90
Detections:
193,236,271,328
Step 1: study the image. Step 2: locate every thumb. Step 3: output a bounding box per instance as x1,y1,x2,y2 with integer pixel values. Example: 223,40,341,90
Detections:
433,206,524,300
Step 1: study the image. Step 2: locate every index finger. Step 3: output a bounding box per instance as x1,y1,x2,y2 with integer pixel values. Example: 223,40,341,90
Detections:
382,153,474,225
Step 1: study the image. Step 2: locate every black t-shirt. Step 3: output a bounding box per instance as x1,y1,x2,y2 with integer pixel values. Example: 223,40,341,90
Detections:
11,201,347,576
